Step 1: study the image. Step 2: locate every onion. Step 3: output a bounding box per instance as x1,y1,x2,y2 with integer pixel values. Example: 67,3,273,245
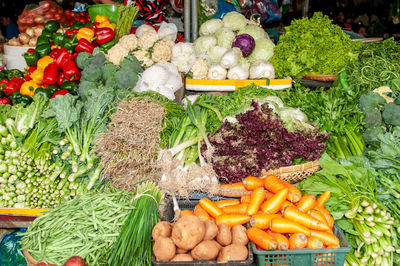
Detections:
28,38,37,47
33,25,44,37
8,38,20,46
25,27,34,37
18,33,30,45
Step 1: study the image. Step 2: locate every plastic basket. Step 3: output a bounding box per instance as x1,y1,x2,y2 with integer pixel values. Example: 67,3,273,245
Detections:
88,4,120,24
252,225,351,266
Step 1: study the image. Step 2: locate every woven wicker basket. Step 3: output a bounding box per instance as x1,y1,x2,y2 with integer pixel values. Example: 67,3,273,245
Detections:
303,74,338,82
23,249,37,266
261,160,320,184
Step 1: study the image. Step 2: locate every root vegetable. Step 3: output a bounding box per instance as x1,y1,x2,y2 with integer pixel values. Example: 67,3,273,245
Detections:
28,38,37,47
231,225,248,246
176,247,189,254
153,237,176,262
216,224,232,246
19,33,30,44
8,37,20,46
171,215,206,250
218,244,248,262
25,28,34,37
171,254,194,261
152,221,172,241
191,240,221,260
204,220,218,240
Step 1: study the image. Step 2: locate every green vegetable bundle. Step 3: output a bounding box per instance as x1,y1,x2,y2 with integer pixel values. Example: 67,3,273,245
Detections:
271,12,362,79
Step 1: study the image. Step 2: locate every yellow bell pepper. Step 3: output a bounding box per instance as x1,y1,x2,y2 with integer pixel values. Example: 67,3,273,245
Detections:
37,56,54,71
30,69,44,85
77,27,95,42
94,15,110,23
51,45,61,50
20,81,39,97
97,21,114,31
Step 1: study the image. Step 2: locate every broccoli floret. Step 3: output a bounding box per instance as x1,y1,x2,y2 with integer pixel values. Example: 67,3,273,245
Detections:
115,68,138,90
363,108,382,128
90,52,106,67
363,126,384,145
102,63,117,82
359,92,386,111
81,64,103,82
120,55,143,74
382,102,400,126
76,52,93,69
105,75,117,89
78,81,97,100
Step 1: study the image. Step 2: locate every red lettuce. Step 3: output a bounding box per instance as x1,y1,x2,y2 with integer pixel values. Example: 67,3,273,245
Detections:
201,101,329,183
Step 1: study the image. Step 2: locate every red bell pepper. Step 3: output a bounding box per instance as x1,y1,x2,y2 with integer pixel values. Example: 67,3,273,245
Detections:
0,78,8,90
43,63,59,85
75,38,94,54
24,66,37,81
95,27,114,45
50,89,69,99
54,48,74,68
65,29,73,38
50,48,63,59
0,98,11,105
62,60,81,81
27,48,35,53
57,72,65,86
4,77,24,95
93,22,100,28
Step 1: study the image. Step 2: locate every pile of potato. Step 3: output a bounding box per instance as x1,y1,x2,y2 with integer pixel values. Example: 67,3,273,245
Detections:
152,215,249,262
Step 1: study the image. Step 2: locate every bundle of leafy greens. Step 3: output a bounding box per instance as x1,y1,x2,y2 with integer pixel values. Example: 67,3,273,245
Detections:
270,12,362,79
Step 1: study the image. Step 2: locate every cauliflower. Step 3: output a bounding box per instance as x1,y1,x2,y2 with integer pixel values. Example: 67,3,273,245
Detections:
171,42,196,73
157,22,178,41
151,39,175,63
106,44,129,65
138,31,159,49
190,58,208,79
133,49,154,68
135,24,156,37
118,34,138,51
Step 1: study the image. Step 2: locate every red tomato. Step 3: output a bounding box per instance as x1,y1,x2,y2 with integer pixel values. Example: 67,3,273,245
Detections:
41,1,51,10
34,15,44,24
49,7,57,13
44,13,52,20
54,14,62,21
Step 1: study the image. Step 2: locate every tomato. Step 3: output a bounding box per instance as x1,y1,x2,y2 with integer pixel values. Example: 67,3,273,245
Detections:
54,14,62,21
44,13,52,20
49,7,57,13
41,1,51,9
34,15,44,24
37,8,46,16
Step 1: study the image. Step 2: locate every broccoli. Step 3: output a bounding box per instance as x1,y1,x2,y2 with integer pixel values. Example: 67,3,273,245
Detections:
102,63,117,82
363,108,382,128
81,64,103,82
120,55,143,74
382,102,400,126
115,68,138,90
90,53,106,67
363,126,384,145
78,81,98,100
76,52,93,69
105,75,117,89
359,92,386,111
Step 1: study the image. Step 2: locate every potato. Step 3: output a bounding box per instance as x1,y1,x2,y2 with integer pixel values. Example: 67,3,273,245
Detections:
176,247,189,254
217,244,248,262
172,215,206,250
231,224,249,245
152,221,172,241
204,220,218,240
153,237,176,262
216,224,232,246
191,240,221,260
171,254,194,262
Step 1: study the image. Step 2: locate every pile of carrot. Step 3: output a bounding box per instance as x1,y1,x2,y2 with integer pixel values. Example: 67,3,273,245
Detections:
212,175,339,251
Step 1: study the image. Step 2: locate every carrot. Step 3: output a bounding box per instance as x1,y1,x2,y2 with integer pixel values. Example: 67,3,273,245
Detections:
267,230,289,250
266,192,275,200
280,200,295,212
199,198,223,218
193,205,211,221
247,227,278,250
247,187,266,215
313,206,331,216
313,207,334,229
282,206,330,231
307,236,324,249
308,209,329,227
220,182,246,191
297,194,316,213
315,191,331,208
222,203,248,214
243,176,264,191
324,214,334,229
310,230,339,246
263,174,286,193
326,244,339,248
216,214,251,227
289,233,308,249
261,188,288,214
270,218,311,236
281,180,302,203
241,194,251,204
179,209,194,217
215,199,240,208
250,213,281,229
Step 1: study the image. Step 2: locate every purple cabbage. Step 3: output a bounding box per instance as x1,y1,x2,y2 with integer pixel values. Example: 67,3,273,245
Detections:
232,34,255,57
201,101,329,183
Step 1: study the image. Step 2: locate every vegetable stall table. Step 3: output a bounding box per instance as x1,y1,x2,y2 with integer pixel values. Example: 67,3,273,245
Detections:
0,209,47,228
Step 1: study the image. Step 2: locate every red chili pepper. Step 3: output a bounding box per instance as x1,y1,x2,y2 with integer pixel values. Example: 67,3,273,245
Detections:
43,63,59,85
75,38,94,54
54,48,74,68
95,27,114,45
50,48,62,59
57,72,65,86
50,89,69,99
0,98,11,105
27,48,35,53
62,60,81,81
4,77,24,95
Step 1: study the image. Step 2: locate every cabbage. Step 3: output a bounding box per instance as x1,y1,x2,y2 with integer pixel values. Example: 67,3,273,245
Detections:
194,36,217,56
206,46,228,65
220,47,242,69
238,24,266,40
232,34,255,57
199,19,223,36
215,28,236,49
222,11,248,31
248,38,275,62
249,61,275,79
